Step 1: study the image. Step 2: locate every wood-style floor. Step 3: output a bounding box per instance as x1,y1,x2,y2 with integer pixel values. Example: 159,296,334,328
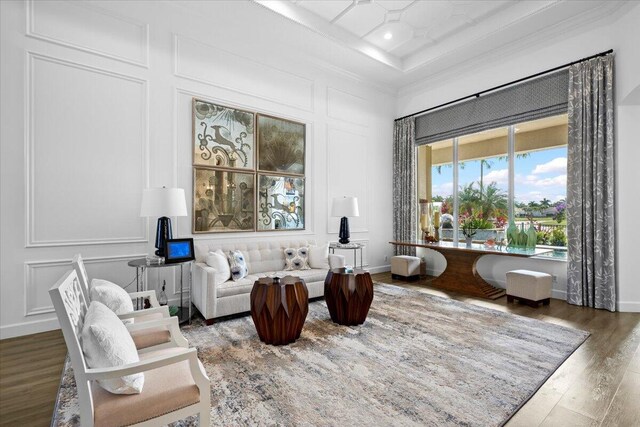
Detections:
0,273,638,426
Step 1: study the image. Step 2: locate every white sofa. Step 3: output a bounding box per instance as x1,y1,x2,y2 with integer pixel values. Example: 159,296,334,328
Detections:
192,240,345,324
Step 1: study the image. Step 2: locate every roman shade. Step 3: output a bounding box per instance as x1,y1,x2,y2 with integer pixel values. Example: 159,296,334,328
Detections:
415,69,569,145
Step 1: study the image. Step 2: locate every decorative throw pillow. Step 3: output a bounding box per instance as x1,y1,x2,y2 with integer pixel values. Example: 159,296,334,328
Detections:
308,244,330,270
227,250,248,281
81,301,144,394
90,279,134,323
284,247,311,271
205,249,231,285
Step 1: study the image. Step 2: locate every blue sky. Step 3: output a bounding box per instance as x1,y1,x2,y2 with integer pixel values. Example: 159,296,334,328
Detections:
432,147,567,203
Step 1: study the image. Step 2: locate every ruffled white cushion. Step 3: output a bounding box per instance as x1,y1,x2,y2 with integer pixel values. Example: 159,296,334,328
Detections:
81,301,144,394
205,249,231,286
90,279,134,322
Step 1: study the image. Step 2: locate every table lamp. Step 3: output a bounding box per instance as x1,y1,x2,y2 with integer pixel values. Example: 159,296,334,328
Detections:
331,196,359,244
140,187,187,257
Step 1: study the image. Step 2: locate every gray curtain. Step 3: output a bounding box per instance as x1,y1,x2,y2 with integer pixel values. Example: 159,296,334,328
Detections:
566,55,616,311
393,118,417,256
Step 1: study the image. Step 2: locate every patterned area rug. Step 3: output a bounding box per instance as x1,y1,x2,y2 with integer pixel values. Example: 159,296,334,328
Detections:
52,283,589,427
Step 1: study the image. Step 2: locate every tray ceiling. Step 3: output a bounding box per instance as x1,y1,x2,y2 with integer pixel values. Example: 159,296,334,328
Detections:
256,0,627,79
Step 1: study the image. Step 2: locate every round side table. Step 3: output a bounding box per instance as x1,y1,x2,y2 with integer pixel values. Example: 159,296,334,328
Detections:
324,268,374,326
250,276,308,345
127,258,192,325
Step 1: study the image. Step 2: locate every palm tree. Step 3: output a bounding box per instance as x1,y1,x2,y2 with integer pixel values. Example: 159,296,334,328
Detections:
539,198,552,209
479,159,493,198
458,182,481,216
479,183,507,220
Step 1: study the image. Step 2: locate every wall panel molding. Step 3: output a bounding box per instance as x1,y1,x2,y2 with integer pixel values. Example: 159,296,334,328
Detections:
25,52,149,247
326,124,369,234
174,34,315,112
327,87,369,126
24,254,147,317
26,0,149,67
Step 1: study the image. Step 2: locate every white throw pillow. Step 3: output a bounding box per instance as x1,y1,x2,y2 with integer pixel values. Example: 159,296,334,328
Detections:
308,244,330,270
205,249,231,286
284,247,311,271
227,250,248,281
90,279,134,323
81,301,144,394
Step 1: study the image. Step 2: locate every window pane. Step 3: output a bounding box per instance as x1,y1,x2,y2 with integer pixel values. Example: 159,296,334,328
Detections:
427,139,454,239
456,128,509,242
514,114,568,248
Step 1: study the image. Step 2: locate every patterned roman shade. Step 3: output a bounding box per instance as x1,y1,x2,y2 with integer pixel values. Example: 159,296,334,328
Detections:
415,69,569,145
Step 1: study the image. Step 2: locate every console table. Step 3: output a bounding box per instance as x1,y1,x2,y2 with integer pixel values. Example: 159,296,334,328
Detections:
127,258,193,324
389,240,552,300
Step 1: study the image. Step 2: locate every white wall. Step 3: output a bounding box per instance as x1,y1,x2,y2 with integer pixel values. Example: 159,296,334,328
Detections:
0,0,396,338
399,4,640,311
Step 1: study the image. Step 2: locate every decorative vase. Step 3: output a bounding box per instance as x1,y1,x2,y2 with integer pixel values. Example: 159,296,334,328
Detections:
158,280,168,306
506,220,518,247
526,223,537,249
465,236,473,247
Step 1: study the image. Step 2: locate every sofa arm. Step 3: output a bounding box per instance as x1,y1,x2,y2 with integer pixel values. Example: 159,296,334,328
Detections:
328,254,346,269
192,262,218,320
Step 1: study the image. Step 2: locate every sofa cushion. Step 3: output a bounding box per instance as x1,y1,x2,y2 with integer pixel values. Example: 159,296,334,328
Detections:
227,250,248,281
195,240,317,274
216,269,327,299
308,244,330,269
205,249,231,286
217,274,266,298
284,247,310,271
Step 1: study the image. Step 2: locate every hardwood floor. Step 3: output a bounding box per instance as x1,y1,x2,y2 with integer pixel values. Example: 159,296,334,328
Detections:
0,273,638,426
0,330,66,427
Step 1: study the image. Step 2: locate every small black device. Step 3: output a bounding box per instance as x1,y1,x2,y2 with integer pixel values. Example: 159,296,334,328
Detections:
164,238,195,264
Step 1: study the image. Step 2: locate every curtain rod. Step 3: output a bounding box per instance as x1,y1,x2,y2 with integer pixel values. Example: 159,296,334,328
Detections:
395,48,613,122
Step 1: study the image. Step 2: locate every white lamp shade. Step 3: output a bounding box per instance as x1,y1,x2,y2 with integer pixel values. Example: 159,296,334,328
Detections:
331,196,359,217
140,187,187,217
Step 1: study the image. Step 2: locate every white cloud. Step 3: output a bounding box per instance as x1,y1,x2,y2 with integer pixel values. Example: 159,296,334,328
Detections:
479,168,509,186
532,157,567,175
516,174,567,187
432,181,453,197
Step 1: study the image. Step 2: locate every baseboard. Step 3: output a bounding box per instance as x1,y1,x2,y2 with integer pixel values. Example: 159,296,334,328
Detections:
368,265,390,274
0,317,60,340
618,301,640,312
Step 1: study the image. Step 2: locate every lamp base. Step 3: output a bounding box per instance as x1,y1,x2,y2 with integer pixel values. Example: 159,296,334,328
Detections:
338,216,350,244
155,216,173,257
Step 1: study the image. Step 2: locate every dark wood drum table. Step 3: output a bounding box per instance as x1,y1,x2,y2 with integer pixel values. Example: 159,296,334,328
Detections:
324,268,374,326
250,276,309,345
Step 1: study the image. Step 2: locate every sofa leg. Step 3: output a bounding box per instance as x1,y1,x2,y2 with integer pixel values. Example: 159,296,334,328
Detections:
205,318,215,326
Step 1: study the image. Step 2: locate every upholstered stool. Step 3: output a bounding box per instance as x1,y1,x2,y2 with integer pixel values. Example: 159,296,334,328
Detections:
391,256,421,281
506,269,552,307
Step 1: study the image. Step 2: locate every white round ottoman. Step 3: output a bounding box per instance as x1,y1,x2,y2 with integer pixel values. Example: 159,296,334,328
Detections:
506,269,552,307
391,255,421,281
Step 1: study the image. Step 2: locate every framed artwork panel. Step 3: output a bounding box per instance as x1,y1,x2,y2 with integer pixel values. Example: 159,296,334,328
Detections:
257,114,305,175
193,98,255,170
257,174,305,231
193,167,255,233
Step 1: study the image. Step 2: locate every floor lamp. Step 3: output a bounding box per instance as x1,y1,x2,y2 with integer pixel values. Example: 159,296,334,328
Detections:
332,196,359,244
140,187,188,257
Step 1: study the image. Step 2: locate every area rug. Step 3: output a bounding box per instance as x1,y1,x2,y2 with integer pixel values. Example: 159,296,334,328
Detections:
52,283,589,427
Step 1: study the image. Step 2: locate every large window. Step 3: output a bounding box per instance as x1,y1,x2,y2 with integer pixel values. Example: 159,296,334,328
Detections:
418,114,568,249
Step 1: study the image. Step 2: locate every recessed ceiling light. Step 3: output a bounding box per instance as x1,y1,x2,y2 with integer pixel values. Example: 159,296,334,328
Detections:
383,32,393,40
